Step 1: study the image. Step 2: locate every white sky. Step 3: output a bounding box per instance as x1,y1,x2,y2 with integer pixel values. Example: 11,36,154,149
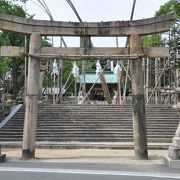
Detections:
18,0,169,47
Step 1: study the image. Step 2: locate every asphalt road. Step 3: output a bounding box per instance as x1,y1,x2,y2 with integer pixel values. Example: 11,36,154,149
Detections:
0,160,180,180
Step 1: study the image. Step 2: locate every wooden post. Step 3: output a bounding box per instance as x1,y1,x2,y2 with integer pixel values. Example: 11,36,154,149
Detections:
22,33,41,159
130,34,148,159
146,58,149,103
53,73,56,104
99,73,112,104
176,69,180,104
117,72,122,105
155,58,161,104
39,70,45,101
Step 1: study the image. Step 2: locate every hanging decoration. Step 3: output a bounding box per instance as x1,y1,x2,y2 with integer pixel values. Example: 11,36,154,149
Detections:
72,61,79,78
52,59,59,75
113,62,121,76
110,61,114,72
96,60,102,75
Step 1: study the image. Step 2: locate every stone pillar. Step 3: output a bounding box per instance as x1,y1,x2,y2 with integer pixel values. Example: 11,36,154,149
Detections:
22,34,41,159
80,36,90,97
80,36,91,48
129,34,148,159
169,123,180,160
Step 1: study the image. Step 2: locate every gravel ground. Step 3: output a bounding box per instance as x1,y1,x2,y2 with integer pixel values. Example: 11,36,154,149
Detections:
1,148,168,164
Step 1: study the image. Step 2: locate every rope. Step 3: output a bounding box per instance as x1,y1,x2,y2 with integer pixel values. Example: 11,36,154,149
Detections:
29,53,144,60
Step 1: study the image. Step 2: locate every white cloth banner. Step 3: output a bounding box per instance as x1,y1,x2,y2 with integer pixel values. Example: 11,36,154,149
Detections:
113,63,121,76
110,61,114,71
96,60,102,75
72,61,79,78
52,60,59,75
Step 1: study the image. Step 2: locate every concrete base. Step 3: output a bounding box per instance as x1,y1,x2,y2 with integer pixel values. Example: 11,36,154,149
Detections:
172,137,180,147
166,156,180,168
0,154,6,163
134,149,148,160
22,149,35,159
169,146,180,159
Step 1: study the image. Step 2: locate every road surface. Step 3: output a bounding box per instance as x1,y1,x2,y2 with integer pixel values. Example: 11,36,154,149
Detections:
0,160,180,180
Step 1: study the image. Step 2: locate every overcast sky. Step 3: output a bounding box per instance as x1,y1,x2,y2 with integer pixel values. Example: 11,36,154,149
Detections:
20,0,169,47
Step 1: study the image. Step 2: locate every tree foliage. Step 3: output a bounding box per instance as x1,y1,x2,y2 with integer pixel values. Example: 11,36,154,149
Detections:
143,0,180,49
143,34,165,48
0,0,53,97
0,0,30,96
155,0,180,18
155,0,180,68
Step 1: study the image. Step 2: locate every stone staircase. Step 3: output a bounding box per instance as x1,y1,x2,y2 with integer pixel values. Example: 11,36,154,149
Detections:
0,104,179,147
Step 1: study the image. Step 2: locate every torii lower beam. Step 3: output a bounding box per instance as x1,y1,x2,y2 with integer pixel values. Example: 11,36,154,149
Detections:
0,46,170,58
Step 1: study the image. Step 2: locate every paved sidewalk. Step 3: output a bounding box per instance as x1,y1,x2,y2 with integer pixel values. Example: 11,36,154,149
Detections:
1,148,168,165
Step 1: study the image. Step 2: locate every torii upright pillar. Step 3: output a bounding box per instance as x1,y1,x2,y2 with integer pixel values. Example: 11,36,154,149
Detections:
22,33,41,159
130,34,148,159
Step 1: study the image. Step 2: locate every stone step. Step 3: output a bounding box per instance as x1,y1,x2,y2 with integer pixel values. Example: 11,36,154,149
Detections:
37,112,178,115
0,129,176,134
11,118,179,122
1,104,179,146
0,134,174,139
0,136,173,142
3,122,178,125
4,125,178,129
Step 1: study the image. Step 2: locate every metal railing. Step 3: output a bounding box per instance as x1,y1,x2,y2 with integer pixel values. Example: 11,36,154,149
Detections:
0,104,23,129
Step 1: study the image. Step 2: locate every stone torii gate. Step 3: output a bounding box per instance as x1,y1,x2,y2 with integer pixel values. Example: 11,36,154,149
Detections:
0,12,176,159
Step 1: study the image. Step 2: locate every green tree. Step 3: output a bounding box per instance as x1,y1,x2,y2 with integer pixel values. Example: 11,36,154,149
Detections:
155,0,180,18
0,0,52,97
0,0,30,96
155,0,180,67
143,34,165,48
143,0,180,48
